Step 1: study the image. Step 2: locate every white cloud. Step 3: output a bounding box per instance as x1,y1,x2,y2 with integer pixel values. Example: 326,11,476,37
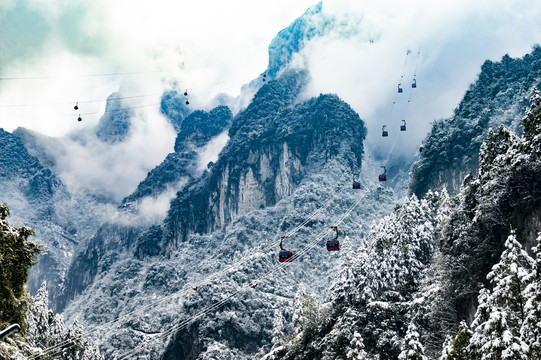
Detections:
0,0,316,135
295,0,541,155
197,131,230,173
45,106,176,202
2,0,541,201
113,179,188,226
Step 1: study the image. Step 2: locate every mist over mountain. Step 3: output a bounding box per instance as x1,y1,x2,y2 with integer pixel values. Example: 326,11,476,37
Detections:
0,128,114,304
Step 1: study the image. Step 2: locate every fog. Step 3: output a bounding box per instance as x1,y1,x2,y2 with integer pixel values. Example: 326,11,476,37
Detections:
2,0,541,201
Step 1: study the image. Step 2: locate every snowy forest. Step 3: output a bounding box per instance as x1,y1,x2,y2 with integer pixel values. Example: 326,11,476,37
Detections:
1,2,541,360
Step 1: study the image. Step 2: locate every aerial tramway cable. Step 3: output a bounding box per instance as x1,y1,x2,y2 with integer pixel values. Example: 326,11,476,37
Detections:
30,182,352,360
116,186,373,360
116,48,422,358
33,48,423,359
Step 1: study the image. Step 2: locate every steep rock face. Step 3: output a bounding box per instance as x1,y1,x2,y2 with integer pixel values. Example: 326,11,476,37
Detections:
57,223,142,312
163,70,365,251
95,92,133,144
60,68,390,360
410,46,541,196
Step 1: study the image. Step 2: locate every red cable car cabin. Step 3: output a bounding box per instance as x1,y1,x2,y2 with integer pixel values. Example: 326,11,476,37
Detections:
326,226,339,251
352,173,361,189
279,236,293,262
279,250,293,262
379,166,387,181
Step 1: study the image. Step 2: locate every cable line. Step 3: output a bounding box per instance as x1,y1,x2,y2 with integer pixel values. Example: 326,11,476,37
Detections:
0,70,164,81
32,45,423,359
116,185,373,360
31,180,352,360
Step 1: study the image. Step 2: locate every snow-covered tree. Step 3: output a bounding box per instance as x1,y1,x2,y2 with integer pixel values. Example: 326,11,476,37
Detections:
439,321,472,360
398,323,427,360
346,331,369,360
330,235,366,307
292,285,318,340
26,282,104,360
468,233,533,359
521,233,541,359
271,309,286,348
363,192,447,301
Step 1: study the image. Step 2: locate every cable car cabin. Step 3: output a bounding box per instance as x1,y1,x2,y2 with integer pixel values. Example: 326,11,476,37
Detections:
412,79,417,88
326,239,339,251
184,90,188,96
382,125,389,137
379,166,387,181
77,115,82,122
352,173,360,189
279,250,293,262
398,84,403,93
327,225,339,251
74,102,79,110
185,100,189,105
400,120,406,131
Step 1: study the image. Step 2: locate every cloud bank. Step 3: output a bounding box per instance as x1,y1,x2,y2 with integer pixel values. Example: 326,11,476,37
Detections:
293,0,541,155
2,0,541,201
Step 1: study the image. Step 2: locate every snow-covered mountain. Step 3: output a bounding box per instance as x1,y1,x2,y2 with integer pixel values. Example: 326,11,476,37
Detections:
58,68,400,359
264,86,541,360
2,2,541,360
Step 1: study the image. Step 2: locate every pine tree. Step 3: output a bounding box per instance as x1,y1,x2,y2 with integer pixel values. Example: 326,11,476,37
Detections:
26,282,104,359
346,331,369,360
468,232,533,359
522,86,541,143
292,285,318,340
0,204,40,329
26,282,58,348
521,233,541,359
439,321,472,360
271,309,286,348
398,323,428,360
330,235,364,307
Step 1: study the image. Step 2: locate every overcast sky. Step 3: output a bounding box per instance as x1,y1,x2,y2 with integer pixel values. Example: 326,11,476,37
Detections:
2,0,541,201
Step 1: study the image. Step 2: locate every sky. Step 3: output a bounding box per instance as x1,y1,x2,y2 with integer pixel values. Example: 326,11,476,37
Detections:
2,0,541,203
